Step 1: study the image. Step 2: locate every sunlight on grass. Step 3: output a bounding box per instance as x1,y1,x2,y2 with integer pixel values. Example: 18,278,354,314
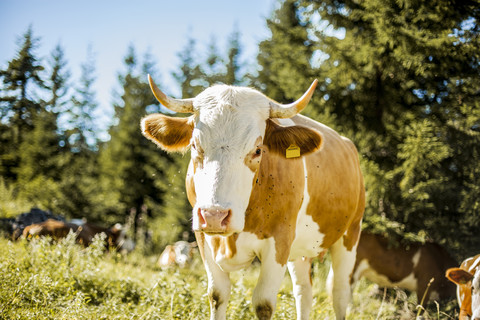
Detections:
0,237,458,319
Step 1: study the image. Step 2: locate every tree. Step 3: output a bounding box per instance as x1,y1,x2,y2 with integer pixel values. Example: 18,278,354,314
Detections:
98,47,168,246
224,26,243,85
0,27,46,183
256,0,315,104
68,45,98,152
172,37,205,98
298,0,480,256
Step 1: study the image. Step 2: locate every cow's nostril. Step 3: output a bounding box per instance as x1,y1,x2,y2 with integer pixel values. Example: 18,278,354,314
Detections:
221,209,232,227
198,208,206,227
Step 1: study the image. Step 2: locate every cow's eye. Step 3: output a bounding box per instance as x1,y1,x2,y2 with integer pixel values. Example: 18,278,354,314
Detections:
255,148,261,155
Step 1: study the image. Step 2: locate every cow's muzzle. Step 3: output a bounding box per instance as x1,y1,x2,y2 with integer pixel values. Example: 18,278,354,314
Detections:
196,208,232,234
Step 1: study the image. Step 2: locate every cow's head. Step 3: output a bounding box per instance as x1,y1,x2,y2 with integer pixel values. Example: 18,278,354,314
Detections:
142,76,322,236
446,267,480,320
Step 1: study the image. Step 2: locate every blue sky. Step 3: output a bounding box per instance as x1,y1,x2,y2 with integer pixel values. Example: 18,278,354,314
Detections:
0,0,276,136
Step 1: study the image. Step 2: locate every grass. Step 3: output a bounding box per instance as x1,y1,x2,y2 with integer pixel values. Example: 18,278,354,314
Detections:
0,235,459,319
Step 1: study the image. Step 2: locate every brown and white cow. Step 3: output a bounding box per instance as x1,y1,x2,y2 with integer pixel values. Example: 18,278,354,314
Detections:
141,75,365,320
22,219,131,251
446,254,480,320
158,240,197,268
347,232,457,304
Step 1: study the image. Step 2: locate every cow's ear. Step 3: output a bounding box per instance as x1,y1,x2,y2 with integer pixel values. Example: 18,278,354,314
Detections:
141,114,194,152
446,268,474,285
264,119,322,158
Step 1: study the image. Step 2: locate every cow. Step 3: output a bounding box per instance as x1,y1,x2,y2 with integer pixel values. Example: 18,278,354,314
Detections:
22,219,132,251
446,254,480,320
347,232,457,304
12,207,65,240
141,75,365,320
158,240,197,268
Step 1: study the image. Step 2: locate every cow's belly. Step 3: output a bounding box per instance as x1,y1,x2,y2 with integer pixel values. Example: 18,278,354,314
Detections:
354,259,418,292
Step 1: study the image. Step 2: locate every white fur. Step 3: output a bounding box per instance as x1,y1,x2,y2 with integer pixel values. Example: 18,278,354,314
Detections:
352,249,421,293
328,238,358,320
472,268,480,320
190,86,271,234
289,157,326,261
288,258,313,320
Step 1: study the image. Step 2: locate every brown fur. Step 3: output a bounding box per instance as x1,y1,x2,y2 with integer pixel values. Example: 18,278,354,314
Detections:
180,115,364,266
22,219,123,249
446,254,480,319
141,114,194,152
354,232,457,303
264,119,322,158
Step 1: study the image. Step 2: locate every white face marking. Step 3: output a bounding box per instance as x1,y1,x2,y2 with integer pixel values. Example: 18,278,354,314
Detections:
472,268,480,319
469,256,480,273
189,85,270,234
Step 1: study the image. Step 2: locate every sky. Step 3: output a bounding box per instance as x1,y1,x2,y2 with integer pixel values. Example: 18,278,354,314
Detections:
0,0,276,137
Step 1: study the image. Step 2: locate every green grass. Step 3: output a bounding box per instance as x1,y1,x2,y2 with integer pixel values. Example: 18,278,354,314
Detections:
0,235,458,319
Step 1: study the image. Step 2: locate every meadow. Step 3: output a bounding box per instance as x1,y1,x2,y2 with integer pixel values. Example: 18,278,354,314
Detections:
0,234,459,320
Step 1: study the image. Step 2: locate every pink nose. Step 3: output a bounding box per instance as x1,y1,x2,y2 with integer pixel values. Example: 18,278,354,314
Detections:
197,208,232,233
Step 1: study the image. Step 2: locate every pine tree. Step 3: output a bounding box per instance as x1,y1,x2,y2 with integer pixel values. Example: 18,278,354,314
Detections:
256,0,315,103
0,27,46,183
172,37,205,98
68,45,98,152
297,0,480,256
55,47,100,220
202,36,225,86
98,47,168,243
224,26,243,85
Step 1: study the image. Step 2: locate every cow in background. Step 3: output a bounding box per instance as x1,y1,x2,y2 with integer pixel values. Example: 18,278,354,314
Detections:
158,240,197,268
446,254,480,320
142,76,365,320
348,232,457,304
12,208,65,240
22,219,134,252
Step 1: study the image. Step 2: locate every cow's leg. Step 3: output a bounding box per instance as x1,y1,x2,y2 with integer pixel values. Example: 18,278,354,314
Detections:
328,238,357,320
252,244,287,320
203,242,231,320
287,257,313,320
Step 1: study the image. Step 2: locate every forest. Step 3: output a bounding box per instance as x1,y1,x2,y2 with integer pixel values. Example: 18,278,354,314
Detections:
1,0,479,262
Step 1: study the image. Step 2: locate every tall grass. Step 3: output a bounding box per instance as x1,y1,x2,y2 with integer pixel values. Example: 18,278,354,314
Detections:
0,235,458,319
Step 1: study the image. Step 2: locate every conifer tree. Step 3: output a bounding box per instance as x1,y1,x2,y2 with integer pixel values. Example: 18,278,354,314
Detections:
56,47,100,219
256,0,314,102
203,36,225,86
68,46,98,152
0,27,46,183
224,26,243,85
295,0,480,255
98,47,166,238
172,37,205,97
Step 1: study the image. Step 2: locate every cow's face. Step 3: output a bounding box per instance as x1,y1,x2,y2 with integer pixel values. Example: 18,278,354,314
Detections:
446,267,480,320
142,76,321,236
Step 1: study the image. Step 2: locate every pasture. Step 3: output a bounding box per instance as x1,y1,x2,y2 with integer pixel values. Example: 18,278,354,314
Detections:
0,234,458,319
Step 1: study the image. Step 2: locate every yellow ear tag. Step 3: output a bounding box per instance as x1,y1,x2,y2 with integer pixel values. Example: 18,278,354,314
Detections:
286,144,301,158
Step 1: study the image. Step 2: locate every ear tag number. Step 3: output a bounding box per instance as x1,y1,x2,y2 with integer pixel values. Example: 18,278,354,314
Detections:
286,144,300,158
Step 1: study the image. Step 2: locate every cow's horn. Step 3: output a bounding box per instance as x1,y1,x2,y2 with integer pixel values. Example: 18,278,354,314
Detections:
269,79,318,118
148,74,194,113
